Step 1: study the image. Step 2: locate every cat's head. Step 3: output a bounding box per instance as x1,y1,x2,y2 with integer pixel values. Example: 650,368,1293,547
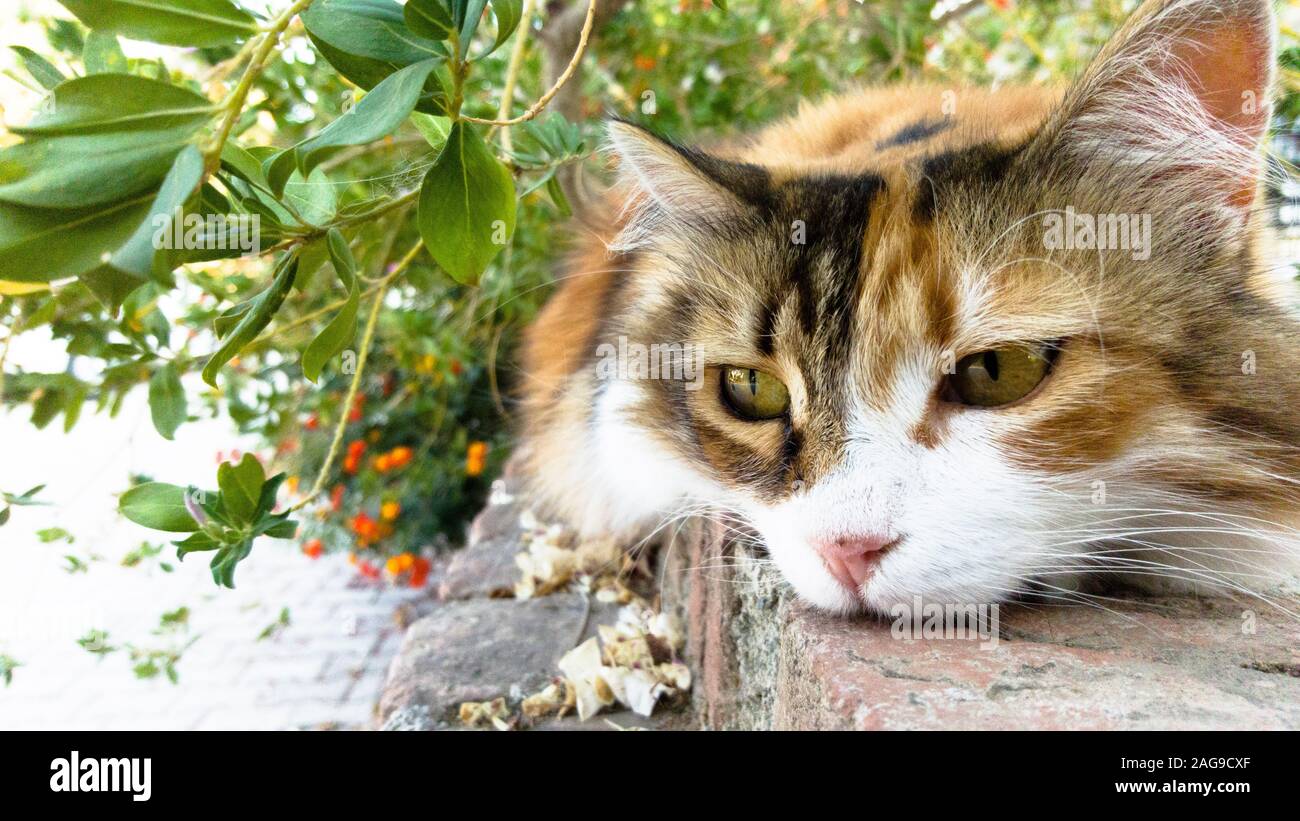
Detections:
598,0,1300,614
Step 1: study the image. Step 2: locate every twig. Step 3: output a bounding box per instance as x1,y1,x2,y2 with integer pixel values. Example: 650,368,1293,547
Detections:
204,0,316,173
291,238,424,513
492,0,539,150
460,0,596,126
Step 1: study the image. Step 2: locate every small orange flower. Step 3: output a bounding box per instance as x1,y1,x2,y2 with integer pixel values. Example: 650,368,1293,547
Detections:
386,553,415,576
302,538,323,559
330,484,345,511
389,446,413,469
350,512,380,543
348,395,365,423
633,54,656,71
374,454,393,473
466,441,488,476
304,414,319,431
380,501,401,521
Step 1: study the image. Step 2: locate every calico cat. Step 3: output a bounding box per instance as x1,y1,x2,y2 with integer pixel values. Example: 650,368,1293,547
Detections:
517,0,1300,615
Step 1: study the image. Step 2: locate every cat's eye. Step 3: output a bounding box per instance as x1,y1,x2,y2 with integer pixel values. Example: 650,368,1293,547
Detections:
946,343,1059,408
721,367,790,420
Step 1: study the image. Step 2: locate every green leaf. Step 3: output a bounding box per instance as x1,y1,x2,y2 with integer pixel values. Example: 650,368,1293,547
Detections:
12,74,216,136
174,531,219,557
217,453,265,524
478,0,524,60
83,31,128,74
100,143,205,282
417,121,516,284
404,0,454,40
545,174,572,218
120,482,199,532
262,519,298,539
303,0,446,65
10,47,65,90
209,538,253,588
282,167,337,227
56,0,259,48
455,0,488,55
252,472,288,520
147,362,187,440
0,195,155,283
301,228,360,382
201,252,299,387
213,300,253,338
303,0,450,113
410,112,451,149
267,58,442,196
0,126,199,209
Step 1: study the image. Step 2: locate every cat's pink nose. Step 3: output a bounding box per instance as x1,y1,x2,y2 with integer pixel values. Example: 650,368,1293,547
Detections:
814,534,894,592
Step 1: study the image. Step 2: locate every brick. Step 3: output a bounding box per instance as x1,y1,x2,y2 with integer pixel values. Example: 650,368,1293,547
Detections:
665,523,1300,730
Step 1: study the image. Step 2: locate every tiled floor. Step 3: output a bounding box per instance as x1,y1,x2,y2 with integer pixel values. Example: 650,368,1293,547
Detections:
0,382,425,730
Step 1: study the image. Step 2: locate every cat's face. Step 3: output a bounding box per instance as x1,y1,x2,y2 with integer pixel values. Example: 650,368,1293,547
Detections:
594,0,1300,613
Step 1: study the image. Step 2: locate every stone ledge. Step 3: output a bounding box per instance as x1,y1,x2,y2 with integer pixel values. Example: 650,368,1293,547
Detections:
382,482,1300,730
663,520,1300,730
378,478,687,730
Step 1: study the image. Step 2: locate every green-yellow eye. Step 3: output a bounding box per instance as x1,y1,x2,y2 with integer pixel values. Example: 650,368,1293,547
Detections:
721,367,790,420
947,343,1058,408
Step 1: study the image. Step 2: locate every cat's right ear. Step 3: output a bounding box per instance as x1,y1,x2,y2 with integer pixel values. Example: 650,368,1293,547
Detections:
605,120,767,251
1034,0,1274,221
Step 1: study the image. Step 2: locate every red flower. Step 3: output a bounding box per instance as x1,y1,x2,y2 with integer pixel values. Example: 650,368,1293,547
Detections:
409,557,432,588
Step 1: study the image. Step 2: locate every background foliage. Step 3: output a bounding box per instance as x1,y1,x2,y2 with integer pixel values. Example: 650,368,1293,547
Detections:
2,0,1299,595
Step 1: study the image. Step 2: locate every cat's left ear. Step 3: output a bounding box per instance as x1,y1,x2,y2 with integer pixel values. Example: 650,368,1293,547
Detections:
1038,0,1274,214
605,120,768,251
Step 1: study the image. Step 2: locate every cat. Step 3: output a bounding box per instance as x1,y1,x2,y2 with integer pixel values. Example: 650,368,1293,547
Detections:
516,0,1300,616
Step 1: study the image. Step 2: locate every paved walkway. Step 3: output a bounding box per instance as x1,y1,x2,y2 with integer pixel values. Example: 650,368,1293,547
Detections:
0,384,427,730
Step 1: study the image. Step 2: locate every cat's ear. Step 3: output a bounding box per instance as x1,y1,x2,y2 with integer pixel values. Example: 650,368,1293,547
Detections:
1038,0,1274,214
605,120,767,251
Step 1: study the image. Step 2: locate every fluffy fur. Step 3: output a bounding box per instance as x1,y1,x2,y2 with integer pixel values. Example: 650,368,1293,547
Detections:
516,0,1300,615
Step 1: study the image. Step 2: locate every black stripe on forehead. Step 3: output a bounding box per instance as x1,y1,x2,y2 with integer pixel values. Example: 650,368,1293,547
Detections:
778,172,884,366
913,141,1027,220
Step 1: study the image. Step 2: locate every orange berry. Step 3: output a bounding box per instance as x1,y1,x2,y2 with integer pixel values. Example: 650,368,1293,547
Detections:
375,454,393,473
302,539,323,559
380,501,401,521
